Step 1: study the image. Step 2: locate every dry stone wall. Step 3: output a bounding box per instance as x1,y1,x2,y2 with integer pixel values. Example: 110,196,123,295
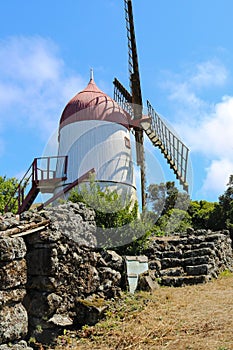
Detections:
0,203,233,347
23,203,123,343
0,203,124,346
0,213,32,350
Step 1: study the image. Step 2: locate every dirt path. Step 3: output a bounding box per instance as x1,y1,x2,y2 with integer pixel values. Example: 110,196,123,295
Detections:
54,274,233,350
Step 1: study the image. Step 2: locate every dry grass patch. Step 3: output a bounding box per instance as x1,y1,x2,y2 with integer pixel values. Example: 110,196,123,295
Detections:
53,273,233,350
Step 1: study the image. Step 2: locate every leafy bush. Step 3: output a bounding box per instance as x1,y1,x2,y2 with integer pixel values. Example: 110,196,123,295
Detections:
69,178,152,254
149,208,192,236
147,181,190,217
0,176,19,214
188,200,217,230
146,181,191,236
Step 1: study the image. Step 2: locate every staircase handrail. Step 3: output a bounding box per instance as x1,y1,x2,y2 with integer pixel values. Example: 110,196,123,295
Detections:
4,155,68,213
4,161,33,213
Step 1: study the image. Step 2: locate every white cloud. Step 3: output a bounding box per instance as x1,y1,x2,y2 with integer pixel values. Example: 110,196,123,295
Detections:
161,59,233,200
168,82,202,108
190,60,227,88
179,94,233,200
0,36,85,138
0,83,22,109
0,36,62,84
201,159,233,197
181,95,233,158
163,59,228,123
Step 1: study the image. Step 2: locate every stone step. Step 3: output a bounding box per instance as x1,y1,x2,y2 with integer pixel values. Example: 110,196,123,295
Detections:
158,250,183,259
160,266,184,277
185,264,210,276
149,240,217,258
183,247,215,259
160,274,211,287
161,258,183,269
184,241,216,251
158,255,213,270
183,255,211,267
160,255,212,270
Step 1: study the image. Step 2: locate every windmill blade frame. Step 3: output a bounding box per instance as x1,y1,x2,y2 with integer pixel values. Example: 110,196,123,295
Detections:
124,0,146,209
124,0,142,110
114,0,190,210
113,78,134,117
145,101,189,191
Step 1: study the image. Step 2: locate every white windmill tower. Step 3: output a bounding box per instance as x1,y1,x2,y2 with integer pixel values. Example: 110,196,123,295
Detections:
55,69,137,203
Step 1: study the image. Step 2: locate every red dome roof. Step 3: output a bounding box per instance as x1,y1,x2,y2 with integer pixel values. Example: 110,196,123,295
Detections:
59,78,130,130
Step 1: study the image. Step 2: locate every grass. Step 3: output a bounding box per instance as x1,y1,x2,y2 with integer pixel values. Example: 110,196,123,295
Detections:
52,273,233,350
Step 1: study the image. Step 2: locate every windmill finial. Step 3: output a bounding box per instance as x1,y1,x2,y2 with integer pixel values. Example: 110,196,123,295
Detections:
90,68,94,81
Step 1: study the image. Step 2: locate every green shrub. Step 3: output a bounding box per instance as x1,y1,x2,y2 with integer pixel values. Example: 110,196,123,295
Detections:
69,178,152,254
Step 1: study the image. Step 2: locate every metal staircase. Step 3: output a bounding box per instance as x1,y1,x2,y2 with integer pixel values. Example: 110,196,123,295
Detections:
4,156,68,214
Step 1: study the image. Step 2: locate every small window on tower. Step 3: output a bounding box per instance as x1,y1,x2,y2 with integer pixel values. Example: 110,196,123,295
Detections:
125,137,131,149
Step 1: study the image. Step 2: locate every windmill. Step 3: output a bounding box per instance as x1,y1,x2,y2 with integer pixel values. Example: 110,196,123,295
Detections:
4,0,189,215
113,0,189,210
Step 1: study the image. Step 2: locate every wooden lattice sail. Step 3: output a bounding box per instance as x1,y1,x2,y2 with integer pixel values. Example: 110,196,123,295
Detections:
113,0,189,209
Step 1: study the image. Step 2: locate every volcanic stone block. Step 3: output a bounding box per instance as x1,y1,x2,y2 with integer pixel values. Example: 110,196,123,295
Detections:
160,258,182,269
183,255,210,266
183,247,214,259
0,237,26,262
160,266,184,277
136,271,159,292
101,250,124,271
23,291,49,318
25,229,62,245
161,275,209,287
78,265,100,294
0,340,33,350
0,259,27,290
0,303,28,343
27,276,58,292
98,267,121,285
75,296,108,326
186,264,209,276
0,289,26,307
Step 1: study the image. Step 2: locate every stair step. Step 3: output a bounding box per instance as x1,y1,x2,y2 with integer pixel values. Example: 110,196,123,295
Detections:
159,255,211,270
185,242,215,251
161,258,182,269
160,267,184,277
185,264,210,276
160,275,211,287
183,247,214,259
183,255,210,266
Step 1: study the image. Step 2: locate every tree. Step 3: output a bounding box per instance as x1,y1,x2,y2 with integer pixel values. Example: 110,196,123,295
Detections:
0,176,19,214
147,182,167,217
146,182,191,236
146,175,233,236
188,200,217,230
187,175,233,234
210,175,233,233
150,208,192,236
147,181,190,218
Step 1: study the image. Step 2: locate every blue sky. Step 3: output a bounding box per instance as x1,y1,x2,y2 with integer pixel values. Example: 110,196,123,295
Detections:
0,0,233,203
